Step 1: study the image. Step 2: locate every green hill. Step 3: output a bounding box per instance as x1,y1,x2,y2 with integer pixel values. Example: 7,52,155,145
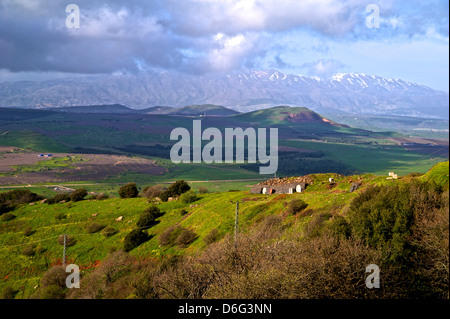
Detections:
170,104,239,116
1,161,448,298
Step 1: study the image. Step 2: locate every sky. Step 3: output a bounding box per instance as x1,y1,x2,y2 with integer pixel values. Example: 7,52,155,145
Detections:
0,0,448,91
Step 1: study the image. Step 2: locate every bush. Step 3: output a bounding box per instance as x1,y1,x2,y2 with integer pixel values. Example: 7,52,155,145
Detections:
160,180,191,202
57,235,76,247
0,203,15,216
47,193,71,204
198,187,209,194
142,185,164,199
180,209,188,216
96,193,110,200
55,212,66,220
86,222,105,234
175,229,198,247
23,226,34,237
118,183,139,199
22,244,36,256
1,213,16,222
0,286,17,299
137,211,156,229
159,225,197,248
203,228,220,245
41,266,67,289
70,188,87,202
102,226,119,237
286,199,308,215
179,191,199,204
0,189,43,205
328,216,352,239
123,229,150,252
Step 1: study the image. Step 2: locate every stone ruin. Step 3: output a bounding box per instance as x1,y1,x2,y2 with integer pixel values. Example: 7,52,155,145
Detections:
250,176,313,195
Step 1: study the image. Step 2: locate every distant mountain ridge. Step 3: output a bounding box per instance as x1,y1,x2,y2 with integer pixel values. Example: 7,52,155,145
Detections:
0,70,448,119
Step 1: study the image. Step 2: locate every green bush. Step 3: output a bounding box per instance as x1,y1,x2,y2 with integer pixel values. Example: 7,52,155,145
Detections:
23,226,34,237
70,188,88,202
0,189,43,205
175,228,198,247
180,209,188,216
348,183,417,262
286,199,308,215
180,191,199,204
198,187,209,194
102,226,119,237
22,244,36,256
123,229,150,252
118,183,139,199
0,203,15,216
86,222,105,234
159,225,197,248
137,206,163,229
47,193,71,204
57,235,76,247
55,212,66,220
203,228,220,245
1,213,16,222
0,286,17,299
160,180,191,202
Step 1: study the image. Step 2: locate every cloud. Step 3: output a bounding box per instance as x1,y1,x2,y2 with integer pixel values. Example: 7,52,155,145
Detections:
0,0,447,77
300,59,346,77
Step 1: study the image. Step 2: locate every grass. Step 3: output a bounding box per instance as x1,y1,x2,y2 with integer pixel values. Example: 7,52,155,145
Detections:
2,165,425,298
0,130,70,153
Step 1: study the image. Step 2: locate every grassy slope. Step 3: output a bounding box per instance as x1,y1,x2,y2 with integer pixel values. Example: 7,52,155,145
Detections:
5,162,445,297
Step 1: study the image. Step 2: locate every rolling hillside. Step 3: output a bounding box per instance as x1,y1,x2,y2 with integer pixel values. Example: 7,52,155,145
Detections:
0,161,448,299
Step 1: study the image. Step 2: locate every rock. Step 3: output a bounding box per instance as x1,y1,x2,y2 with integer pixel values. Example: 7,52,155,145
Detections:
29,203,35,206
92,213,98,217
115,216,123,222
39,199,47,204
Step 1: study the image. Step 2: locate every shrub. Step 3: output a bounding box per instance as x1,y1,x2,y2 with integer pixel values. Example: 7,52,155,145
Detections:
286,199,308,215
70,188,88,202
47,193,71,204
118,183,139,199
159,225,183,247
55,212,66,220
198,187,209,194
0,286,17,299
22,244,36,256
57,234,76,247
1,213,16,222
96,193,110,200
86,222,105,234
0,189,43,205
123,229,150,252
23,226,34,237
160,180,191,202
179,190,199,204
203,228,220,245
0,203,15,216
174,228,198,247
180,209,188,216
142,185,164,199
102,226,119,237
41,266,67,289
328,215,352,239
159,225,197,248
40,285,66,299
303,213,332,238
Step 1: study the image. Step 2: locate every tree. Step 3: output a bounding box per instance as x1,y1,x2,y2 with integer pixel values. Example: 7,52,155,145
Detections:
123,229,149,252
70,188,88,202
136,206,161,229
118,183,139,199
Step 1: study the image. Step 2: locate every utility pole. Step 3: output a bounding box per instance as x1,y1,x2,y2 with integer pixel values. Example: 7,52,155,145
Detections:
62,234,67,266
230,201,243,244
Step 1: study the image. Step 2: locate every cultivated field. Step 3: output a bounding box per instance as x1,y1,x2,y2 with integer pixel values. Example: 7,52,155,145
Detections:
0,150,166,185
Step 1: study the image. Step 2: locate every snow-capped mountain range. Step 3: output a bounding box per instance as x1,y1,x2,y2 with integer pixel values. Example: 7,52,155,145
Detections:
0,70,448,119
